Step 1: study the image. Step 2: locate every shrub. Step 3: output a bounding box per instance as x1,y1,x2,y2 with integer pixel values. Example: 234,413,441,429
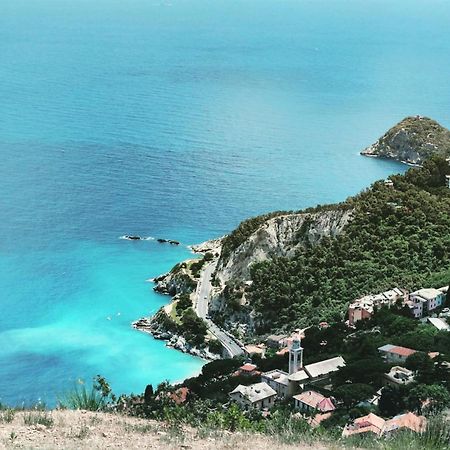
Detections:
0,408,15,423
23,410,53,427
208,339,223,355
58,376,115,411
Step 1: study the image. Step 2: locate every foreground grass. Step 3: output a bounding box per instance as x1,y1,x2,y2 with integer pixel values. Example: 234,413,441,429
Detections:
1,407,450,449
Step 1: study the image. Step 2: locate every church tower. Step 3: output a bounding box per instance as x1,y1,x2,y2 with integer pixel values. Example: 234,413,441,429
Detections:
289,337,304,374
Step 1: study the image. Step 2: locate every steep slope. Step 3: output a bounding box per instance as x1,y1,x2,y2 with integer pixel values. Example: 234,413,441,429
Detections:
210,157,450,336
361,116,450,165
215,208,352,283
247,157,450,332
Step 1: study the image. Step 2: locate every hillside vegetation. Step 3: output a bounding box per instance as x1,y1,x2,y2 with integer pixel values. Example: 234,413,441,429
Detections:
245,156,450,333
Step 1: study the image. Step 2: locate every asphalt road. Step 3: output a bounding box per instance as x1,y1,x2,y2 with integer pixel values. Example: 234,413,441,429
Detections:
195,261,244,358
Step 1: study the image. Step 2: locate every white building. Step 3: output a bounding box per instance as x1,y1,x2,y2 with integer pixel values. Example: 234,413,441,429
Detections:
409,288,446,317
427,317,450,331
293,390,336,413
261,370,290,398
378,344,416,363
384,366,414,387
304,356,346,381
405,297,424,318
348,288,407,325
229,382,276,410
260,337,345,398
289,337,304,374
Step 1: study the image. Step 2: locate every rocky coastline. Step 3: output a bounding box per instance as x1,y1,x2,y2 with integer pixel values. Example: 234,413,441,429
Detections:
133,240,225,361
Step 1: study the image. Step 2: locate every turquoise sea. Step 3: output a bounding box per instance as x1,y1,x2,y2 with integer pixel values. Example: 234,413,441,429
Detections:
1,0,450,405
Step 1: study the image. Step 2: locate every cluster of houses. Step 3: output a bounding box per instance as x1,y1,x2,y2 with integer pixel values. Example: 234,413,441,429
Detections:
228,335,432,436
348,285,448,326
226,283,448,437
342,411,426,437
230,336,345,413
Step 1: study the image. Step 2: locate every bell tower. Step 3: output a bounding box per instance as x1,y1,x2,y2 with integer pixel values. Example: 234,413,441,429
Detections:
289,337,304,374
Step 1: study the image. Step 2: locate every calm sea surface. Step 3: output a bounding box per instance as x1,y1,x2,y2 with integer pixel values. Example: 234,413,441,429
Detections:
1,0,450,405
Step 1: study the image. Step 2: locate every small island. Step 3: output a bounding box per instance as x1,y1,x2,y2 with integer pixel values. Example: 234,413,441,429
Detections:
361,116,450,166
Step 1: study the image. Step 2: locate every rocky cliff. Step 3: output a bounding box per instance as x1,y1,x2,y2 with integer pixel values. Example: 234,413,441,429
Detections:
215,208,353,283
152,261,197,296
361,116,450,165
205,206,353,336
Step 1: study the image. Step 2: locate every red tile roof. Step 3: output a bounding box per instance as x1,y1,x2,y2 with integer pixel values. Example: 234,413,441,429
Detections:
294,391,336,412
342,413,385,437
384,412,426,433
276,347,289,356
170,387,190,405
390,346,416,357
240,363,258,372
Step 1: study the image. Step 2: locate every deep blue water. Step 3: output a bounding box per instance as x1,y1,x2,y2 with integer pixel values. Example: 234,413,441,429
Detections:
1,0,450,405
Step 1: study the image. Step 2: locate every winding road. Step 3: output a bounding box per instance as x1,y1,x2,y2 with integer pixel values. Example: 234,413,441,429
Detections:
195,261,244,358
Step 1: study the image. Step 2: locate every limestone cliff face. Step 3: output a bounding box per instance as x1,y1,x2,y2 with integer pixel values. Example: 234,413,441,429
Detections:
205,207,353,336
361,116,450,165
215,208,352,284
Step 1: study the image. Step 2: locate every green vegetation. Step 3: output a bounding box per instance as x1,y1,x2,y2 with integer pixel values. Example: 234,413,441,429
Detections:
180,307,208,345
175,293,192,315
155,293,208,346
0,406,15,423
207,338,223,355
190,258,206,278
58,375,116,411
247,156,450,332
23,410,54,427
113,355,450,450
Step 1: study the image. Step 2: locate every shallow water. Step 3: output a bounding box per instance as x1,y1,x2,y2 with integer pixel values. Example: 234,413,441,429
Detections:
1,0,450,405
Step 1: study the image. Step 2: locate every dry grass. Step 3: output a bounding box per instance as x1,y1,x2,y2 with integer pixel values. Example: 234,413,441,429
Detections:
0,410,334,450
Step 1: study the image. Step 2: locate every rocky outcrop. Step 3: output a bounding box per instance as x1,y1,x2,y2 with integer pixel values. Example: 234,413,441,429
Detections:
190,237,224,255
361,116,450,166
157,238,180,245
214,208,352,283
133,314,219,360
152,264,197,296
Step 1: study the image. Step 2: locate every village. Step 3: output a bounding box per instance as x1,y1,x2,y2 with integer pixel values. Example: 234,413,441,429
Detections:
223,283,449,438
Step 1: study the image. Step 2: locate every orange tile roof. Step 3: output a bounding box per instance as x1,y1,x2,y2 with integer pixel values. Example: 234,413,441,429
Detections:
276,347,289,356
293,390,336,412
343,412,426,437
384,412,426,433
240,363,258,372
170,387,190,405
343,413,385,437
355,413,386,430
390,346,416,357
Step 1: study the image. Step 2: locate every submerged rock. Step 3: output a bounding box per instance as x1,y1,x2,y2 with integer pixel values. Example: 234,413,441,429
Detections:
157,238,180,245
